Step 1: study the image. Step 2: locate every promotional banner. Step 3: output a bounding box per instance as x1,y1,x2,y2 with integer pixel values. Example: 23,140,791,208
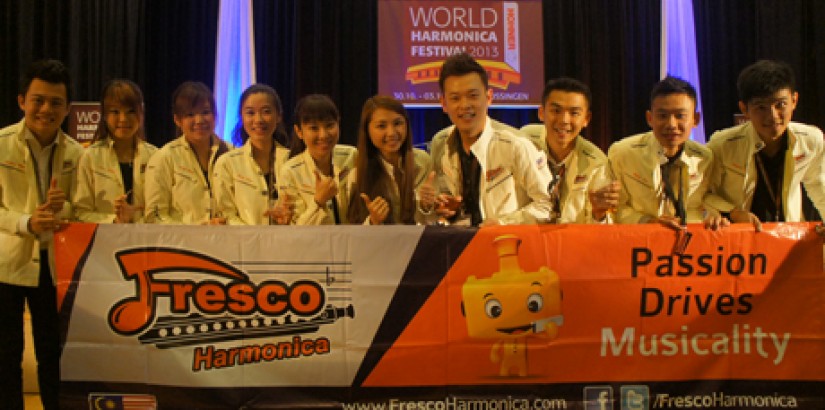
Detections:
377,1,544,107
56,223,825,409
67,102,100,147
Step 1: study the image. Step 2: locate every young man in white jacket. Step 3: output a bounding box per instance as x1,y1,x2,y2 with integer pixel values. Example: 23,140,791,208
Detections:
0,60,84,410
429,53,553,226
706,60,825,231
524,77,619,224
608,76,725,229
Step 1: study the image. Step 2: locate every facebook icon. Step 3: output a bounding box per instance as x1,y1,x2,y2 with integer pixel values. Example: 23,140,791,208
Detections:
584,386,613,410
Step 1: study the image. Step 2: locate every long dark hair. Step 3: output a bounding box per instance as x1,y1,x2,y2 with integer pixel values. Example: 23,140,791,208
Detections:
348,95,416,224
231,84,288,148
93,79,145,143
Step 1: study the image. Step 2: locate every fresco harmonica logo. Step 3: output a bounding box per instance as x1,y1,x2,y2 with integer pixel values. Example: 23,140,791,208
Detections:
106,247,354,371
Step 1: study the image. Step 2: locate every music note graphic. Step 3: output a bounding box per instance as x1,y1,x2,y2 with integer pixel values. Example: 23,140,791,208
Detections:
325,266,336,286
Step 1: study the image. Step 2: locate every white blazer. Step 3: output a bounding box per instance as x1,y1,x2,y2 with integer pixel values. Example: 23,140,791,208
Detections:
280,146,358,225
523,127,611,223
144,135,231,224
706,121,825,221
430,118,553,225
608,131,713,224
73,138,157,223
212,140,291,225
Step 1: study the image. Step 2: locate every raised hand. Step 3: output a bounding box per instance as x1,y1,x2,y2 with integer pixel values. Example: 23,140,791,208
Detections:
46,177,66,215
313,170,338,208
361,193,389,225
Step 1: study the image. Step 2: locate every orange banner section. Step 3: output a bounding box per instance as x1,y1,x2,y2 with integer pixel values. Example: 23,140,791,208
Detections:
366,223,825,386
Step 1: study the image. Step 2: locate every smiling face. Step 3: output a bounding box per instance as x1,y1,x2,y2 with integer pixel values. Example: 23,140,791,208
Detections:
440,72,493,142
462,269,561,339
539,90,591,160
740,88,798,143
104,99,141,142
242,92,280,144
295,119,339,163
18,78,69,144
174,101,215,144
368,107,407,163
646,93,700,157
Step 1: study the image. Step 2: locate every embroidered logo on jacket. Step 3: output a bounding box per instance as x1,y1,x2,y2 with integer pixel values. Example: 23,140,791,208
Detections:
486,166,504,181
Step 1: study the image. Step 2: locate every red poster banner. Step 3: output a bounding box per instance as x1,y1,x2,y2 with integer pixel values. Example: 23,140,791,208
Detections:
67,102,100,147
378,1,544,107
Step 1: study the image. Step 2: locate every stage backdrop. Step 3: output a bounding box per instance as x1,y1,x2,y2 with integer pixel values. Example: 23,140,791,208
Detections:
55,223,825,409
378,0,544,107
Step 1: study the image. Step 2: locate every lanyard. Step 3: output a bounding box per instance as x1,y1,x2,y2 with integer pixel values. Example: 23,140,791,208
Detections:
268,143,278,201
661,161,686,224
754,153,783,222
29,142,57,204
548,163,566,221
188,137,222,191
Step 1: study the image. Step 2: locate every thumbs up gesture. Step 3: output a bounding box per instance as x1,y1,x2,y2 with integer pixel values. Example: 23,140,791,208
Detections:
46,177,66,215
361,193,389,225
313,170,339,208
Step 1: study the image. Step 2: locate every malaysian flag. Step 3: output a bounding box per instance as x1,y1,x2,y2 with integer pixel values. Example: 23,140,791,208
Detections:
88,393,157,410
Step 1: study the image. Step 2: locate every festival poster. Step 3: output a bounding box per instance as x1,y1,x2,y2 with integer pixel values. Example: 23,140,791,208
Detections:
378,0,544,107
55,223,825,409
67,102,100,147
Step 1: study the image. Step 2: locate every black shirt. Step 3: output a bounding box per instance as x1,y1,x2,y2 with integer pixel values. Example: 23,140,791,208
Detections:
750,135,787,222
119,162,134,203
453,132,483,226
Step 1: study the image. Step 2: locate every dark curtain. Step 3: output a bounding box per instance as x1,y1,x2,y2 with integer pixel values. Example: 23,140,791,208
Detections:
694,0,825,135
542,0,661,151
1,0,69,121
694,0,824,220
140,1,219,146
0,0,218,148
2,0,824,152
254,0,376,147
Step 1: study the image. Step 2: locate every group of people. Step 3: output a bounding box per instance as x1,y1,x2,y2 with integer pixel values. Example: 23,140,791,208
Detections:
1,52,823,408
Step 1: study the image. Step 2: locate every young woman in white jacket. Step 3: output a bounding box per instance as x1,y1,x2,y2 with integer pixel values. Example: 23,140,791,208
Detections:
347,95,435,225
73,79,158,223
213,84,292,225
144,81,230,224
280,94,357,225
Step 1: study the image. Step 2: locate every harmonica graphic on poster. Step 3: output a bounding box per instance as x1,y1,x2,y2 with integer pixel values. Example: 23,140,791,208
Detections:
138,304,355,349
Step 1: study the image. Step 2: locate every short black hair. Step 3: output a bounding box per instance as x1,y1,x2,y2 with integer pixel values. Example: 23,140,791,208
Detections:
438,53,488,92
19,59,71,101
650,75,697,109
542,77,592,109
737,60,796,104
